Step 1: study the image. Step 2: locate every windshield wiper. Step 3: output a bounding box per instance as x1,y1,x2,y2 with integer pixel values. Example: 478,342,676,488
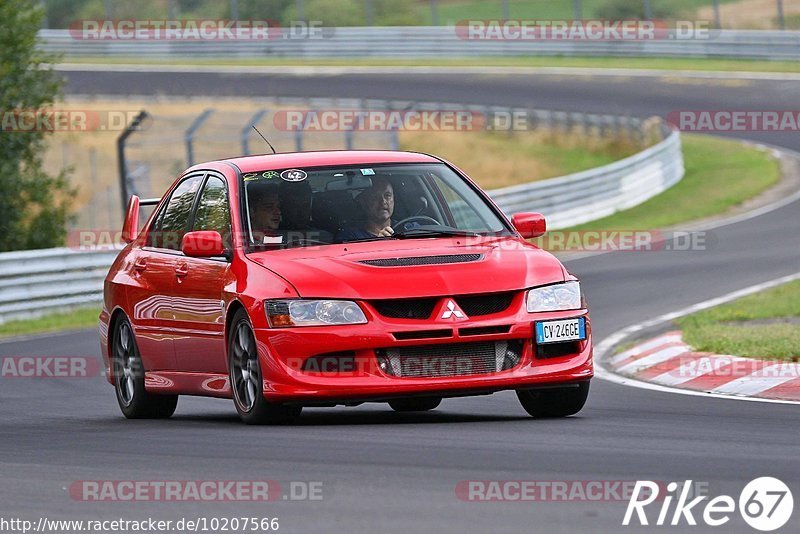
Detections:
393,226,479,239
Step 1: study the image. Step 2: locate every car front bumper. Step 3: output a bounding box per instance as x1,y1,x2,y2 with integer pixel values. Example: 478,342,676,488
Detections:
254,305,593,403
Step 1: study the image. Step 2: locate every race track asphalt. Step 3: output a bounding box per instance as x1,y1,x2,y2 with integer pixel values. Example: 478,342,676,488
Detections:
0,68,798,533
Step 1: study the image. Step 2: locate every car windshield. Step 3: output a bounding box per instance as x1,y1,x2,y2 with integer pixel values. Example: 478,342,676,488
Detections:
242,163,511,249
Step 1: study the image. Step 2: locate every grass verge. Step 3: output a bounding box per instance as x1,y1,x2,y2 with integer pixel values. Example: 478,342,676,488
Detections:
676,280,800,361
0,307,100,339
399,129,640,189
564,134,780,232
62,55,800,74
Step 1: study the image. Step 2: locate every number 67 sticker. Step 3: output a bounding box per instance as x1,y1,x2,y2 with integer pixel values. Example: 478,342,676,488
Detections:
739,477,794,531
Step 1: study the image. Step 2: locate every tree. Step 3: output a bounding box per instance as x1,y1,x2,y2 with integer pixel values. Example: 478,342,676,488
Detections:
0,0,74,251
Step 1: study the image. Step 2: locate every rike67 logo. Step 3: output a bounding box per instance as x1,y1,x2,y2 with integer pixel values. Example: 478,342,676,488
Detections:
624,477,793,531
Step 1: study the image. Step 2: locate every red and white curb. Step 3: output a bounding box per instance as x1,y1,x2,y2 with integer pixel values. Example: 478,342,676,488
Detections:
594,271,800,405
607,331,800,402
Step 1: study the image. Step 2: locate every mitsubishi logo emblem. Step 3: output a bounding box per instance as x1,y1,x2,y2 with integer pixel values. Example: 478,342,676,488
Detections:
441,300,465,320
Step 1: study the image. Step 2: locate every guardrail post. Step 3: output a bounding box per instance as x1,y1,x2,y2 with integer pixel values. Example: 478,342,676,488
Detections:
185,108,214,166
295,108,316,151
572,0,582,20
365,0,374,26
117,110,148,214
241,109,268,155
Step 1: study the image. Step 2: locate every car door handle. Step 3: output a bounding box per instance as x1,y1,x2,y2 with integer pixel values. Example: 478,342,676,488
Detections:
175,263,189,277
133,258,147,272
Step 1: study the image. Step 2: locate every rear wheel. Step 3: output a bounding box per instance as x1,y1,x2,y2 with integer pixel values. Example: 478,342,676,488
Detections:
112,317,178,419
516,381,590,418
388,397,442,412
228,309,302,425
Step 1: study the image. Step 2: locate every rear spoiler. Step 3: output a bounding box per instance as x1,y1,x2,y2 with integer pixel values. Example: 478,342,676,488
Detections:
121,195,161,243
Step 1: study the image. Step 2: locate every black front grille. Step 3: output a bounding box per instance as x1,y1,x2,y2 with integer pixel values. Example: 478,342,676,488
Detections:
360,254,482,267
377,340,523,378
392,329,453,340
370,292,516,320
459,325,511,337
456,292,515,316
372,298,438,319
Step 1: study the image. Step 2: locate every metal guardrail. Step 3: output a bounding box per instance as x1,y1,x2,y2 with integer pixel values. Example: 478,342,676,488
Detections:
492,129,684,229
38,28,800,61
0,119,683,325
0,247,119,323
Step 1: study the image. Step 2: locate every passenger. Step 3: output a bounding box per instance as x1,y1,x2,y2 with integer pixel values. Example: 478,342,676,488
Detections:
337,177,395,241
248,183,281,243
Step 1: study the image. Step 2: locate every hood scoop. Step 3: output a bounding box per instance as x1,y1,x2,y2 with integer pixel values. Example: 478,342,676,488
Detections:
359,254,483,267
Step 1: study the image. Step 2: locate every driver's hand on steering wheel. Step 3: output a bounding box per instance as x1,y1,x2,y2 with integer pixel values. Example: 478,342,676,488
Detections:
377,226,394,237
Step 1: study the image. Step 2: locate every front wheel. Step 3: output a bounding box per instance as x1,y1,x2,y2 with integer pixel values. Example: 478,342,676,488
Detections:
228,310,302,425
112,317,178,419
388,397,442,412
516,381,590,418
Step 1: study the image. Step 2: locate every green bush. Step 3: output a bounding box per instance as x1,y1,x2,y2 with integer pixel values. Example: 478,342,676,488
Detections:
0,0,75,251
595,0,674,20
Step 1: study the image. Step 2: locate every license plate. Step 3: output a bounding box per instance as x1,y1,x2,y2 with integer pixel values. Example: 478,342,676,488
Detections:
535,317,586,345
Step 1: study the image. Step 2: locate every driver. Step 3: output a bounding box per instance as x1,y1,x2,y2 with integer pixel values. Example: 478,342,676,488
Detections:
337,177,395,241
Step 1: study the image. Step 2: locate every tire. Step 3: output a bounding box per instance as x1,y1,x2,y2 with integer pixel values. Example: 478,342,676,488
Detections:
516,381,590,418
228,309,302,425
388,397,442,412
112,317,178,419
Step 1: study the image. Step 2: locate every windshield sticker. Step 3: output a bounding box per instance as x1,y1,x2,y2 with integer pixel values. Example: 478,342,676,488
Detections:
262,235,284,244
280,169,307,182
360,168,375,176
262,171,280,180
243,172,259,181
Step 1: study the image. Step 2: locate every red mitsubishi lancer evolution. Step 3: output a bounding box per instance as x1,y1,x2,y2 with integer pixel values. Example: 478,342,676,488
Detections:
100,150,592,424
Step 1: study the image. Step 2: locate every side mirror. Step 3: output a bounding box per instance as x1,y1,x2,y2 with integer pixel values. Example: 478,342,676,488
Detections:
512,212,546,239
121,196,140,244
182,231,225,258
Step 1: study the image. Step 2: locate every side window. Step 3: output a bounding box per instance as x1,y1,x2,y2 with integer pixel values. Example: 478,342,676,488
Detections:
193,176,231,248
149,175,204,250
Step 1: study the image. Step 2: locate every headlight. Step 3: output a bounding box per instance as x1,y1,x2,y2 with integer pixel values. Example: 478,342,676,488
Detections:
526,281,583,312
265,299,367,327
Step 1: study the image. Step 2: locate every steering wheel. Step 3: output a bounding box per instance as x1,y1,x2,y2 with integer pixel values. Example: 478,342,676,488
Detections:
394,215,441,233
